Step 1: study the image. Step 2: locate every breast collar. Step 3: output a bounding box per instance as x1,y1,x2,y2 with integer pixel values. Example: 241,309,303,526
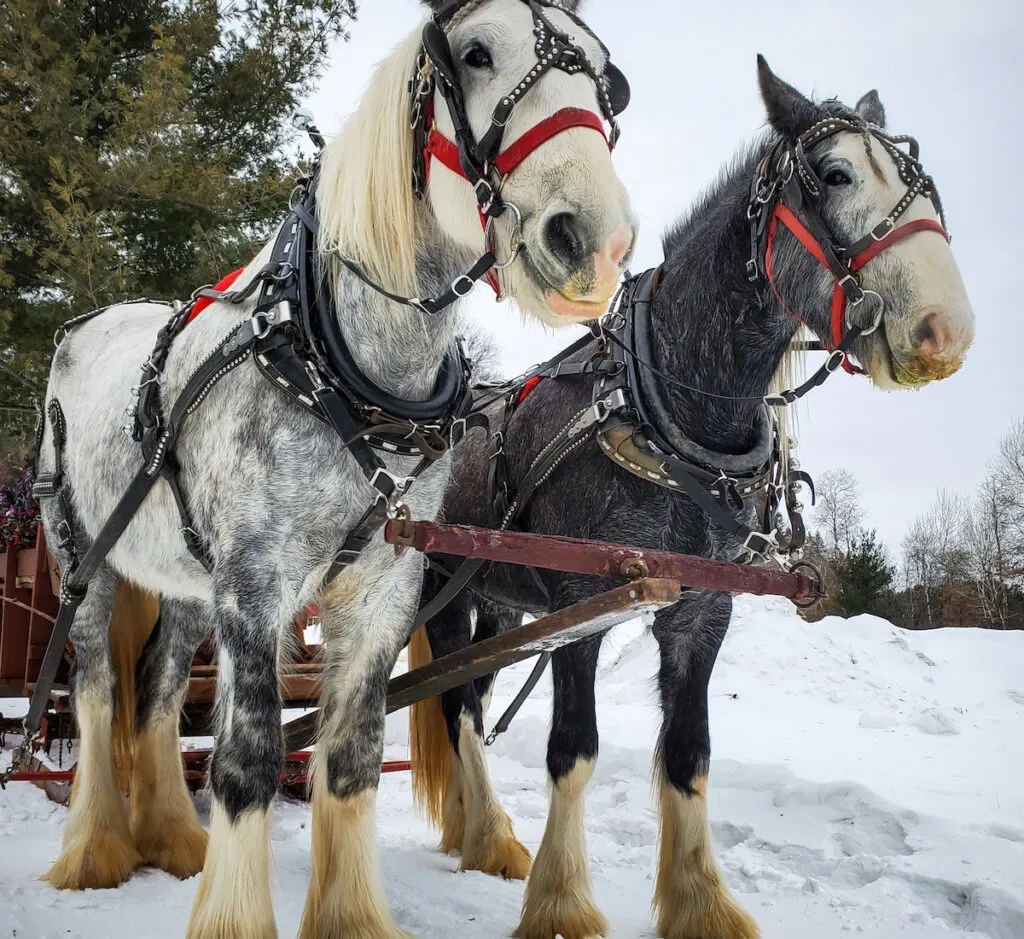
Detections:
242,177,481,459
599,268,776,508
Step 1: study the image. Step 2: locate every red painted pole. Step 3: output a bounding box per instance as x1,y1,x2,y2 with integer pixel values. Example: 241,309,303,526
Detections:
385,520,819,603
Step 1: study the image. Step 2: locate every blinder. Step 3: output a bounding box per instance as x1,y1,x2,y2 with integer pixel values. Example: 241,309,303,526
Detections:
604,62,631,116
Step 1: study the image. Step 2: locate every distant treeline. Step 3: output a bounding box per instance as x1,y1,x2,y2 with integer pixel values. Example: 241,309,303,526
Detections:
805,418,1024,630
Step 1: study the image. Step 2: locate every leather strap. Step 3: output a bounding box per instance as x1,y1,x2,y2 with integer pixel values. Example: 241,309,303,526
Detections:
425,107,608,185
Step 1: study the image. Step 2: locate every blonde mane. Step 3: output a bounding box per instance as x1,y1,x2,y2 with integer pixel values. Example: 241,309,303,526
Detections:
316,29,424,294
769,338,807,470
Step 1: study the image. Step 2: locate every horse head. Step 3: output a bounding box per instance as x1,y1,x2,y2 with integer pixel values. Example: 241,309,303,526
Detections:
420,0,637,324
755,57,974,388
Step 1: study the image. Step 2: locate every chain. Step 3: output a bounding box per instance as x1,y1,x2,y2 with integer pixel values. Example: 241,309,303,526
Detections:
0,724,36,789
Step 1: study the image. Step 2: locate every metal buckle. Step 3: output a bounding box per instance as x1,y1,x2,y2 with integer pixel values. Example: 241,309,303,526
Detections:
837,273,860,297
824,349,847,373
870,217,896,241
451,274,476,297
369,468,416,500
492,96,514,127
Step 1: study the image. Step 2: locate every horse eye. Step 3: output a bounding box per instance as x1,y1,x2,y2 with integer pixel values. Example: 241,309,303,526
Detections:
824,167,853,187
463,43,493,69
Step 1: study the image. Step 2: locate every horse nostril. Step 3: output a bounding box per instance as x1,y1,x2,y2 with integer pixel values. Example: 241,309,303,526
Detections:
913,310,952,357
542,211,588,271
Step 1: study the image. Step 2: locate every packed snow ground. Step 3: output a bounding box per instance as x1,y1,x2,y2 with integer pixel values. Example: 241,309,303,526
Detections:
2,596,1023,938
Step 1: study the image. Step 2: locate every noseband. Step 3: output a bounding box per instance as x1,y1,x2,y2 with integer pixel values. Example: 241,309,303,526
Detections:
747,116,948,375
411,0,629,232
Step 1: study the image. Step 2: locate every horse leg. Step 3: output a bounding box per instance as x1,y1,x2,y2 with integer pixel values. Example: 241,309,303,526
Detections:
409,585,471,854
43,562,142,890
651,592,758,939
515,629,608,939
130,598,210,878
455,600,531,879
297,557,422,939
186,563,283,939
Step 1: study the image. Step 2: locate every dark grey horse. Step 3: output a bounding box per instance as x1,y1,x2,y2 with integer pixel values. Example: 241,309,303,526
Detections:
408,58,974,939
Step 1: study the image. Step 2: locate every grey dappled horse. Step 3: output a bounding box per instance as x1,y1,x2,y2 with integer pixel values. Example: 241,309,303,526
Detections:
33,2,635,937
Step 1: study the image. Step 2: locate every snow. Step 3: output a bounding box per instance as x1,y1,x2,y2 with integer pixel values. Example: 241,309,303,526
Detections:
2,596,1023,938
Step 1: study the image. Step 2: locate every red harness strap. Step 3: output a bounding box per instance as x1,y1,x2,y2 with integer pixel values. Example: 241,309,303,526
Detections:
766,205,948,375
186,267,246,324
424,106,608,296
517,374,544,403
425,107,608,216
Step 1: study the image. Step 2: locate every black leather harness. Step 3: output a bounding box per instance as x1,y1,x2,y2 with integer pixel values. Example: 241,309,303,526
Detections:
5,163,483,784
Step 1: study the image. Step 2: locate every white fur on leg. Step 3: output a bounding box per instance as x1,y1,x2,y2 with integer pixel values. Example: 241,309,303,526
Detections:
514,759,608,939
44,690,141,890
131,711,208,879
654,773,759,939
186,801,275,939
457,714,531,880
297,773,413,939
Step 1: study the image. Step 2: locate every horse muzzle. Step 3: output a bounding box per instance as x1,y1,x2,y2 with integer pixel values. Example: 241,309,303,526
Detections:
886,305,974,385
531,209,635,320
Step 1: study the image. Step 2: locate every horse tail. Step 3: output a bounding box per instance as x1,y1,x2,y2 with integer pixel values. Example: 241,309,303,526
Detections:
110,582,160,792
408,625,450,827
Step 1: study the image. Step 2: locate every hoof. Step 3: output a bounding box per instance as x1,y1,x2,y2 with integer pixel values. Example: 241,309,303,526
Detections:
43,827,142,891
461,833,532,880
513,898,609,939
657,891,760,939
135,818,208,879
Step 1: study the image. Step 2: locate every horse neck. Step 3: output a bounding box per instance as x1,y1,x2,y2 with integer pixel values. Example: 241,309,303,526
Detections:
650,163,798,456
326,216,469,402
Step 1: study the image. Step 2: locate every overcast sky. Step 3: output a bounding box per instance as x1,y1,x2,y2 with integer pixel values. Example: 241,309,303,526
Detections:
305,0,1022,556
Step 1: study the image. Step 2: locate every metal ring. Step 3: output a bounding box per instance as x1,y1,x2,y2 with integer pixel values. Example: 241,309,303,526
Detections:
485,201,524,270
846,290,885,336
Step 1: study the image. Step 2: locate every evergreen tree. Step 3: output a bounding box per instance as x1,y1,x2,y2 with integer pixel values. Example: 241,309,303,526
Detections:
834,529,896,618
0,0,356,461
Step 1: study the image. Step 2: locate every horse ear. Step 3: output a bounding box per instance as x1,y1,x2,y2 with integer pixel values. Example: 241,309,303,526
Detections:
855,90,886,128
757,54,822,140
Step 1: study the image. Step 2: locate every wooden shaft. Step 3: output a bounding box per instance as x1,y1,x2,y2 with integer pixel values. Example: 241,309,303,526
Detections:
281,578,680,752
385,520,814,601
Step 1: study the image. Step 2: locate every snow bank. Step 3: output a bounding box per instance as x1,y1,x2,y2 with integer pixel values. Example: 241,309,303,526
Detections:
2,595,1022,938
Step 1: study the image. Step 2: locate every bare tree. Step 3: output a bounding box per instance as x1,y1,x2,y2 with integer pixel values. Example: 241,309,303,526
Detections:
990,418,1024,579
965,475,1010,626
812,468,863,554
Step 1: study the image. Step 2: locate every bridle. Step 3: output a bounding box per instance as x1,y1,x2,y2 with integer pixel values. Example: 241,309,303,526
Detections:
747,114,948,377
408,0,629,293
